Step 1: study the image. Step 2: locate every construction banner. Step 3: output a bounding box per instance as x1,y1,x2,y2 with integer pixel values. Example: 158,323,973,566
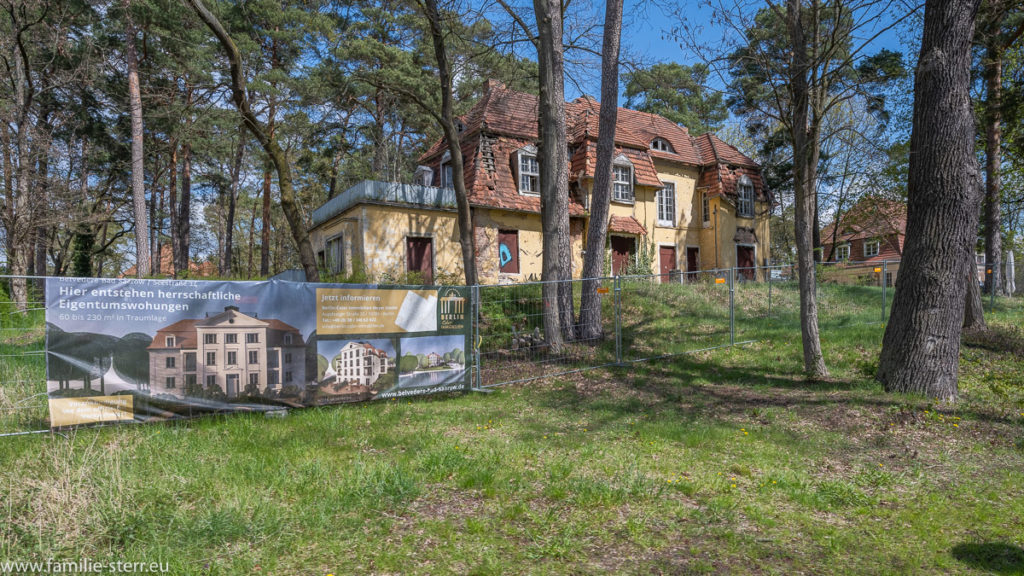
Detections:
45,278,471,429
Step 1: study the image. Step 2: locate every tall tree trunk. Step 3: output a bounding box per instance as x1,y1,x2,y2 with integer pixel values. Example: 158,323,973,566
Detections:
963,249,986,331
421,0,477,286
534,0,571,349
877,0,982,400
186,0,320,281
983,43,1002,295
787,0,828,377
261,162,271,277
579,0,624,341
221,123,245,277
247,204,256,278
125,0,151,278
177,141,192,276
168,142,178,276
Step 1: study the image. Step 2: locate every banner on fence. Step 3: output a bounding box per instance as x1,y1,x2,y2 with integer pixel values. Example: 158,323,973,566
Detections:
45,278,471,429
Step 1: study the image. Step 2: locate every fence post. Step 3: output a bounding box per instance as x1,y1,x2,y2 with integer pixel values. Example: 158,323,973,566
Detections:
729,267,735,346
614,275,623,365
768,267,773,318
472,285,482,390
881,260,887,324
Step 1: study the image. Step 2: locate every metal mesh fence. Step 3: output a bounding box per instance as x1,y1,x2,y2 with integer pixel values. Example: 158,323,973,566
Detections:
0,261,1011,434
0,280,48,436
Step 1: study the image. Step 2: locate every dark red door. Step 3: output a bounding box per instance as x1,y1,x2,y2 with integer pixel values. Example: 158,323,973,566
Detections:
737,246,755,279
407,237,433,284
610,236,635,276
659,246,676,283
686,247,700,272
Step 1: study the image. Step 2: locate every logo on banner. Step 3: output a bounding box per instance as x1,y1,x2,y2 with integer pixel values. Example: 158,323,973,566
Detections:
439,287,466,330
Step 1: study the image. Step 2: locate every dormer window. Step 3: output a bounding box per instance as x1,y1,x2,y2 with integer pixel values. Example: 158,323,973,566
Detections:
439,151,453,188
166,336,175,347
612,156,634,203
414,165,433,186
456,120,466,133
737,175,755,218
651,138,674,153
864,240,880,258
517,146,540,195
836,244,851,260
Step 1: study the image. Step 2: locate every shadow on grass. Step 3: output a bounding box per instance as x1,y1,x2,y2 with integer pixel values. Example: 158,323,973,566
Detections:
951,542,1024,574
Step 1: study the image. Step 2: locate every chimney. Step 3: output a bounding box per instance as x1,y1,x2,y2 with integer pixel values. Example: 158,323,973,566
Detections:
485,79,506,93
224,305,239,312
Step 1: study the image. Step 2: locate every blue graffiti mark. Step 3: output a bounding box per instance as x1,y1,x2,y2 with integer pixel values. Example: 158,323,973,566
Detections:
499,243,512,267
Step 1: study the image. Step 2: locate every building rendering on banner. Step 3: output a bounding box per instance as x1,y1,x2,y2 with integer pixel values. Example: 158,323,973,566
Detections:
147,306,306,398
309,80,773,284
332,342,392,387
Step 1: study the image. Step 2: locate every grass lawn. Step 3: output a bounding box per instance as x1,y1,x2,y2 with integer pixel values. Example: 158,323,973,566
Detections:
1,287,1024,574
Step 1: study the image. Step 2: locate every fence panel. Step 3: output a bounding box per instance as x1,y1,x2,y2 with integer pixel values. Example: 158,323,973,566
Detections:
474,277,618,388
0,280,48,436
618,270,733,362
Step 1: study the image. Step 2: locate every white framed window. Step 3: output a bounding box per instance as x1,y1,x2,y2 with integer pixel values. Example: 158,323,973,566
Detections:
413,165,433,186
651,137,674,153
836,244,851,260
737,176,755,218
165,336,175,347
518,147,540,195
864,240,880,258
657,182,676,226
612,162,634,203
702,191,711,227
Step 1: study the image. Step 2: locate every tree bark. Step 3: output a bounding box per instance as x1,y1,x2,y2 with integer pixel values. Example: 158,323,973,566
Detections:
176,142,192,276
420,0,477,286
963,250,986,331
579,0,623,341
534,0,572,349
261,163,271,277
168,142,178,276
787,0,828,378
185,0,320,281
125,0,151,278
877,0,983,400
983,43,1001,295
221,122,245,277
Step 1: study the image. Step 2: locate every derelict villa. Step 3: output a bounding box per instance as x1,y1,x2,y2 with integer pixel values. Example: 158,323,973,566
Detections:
148,306,307,398
309,81,772,284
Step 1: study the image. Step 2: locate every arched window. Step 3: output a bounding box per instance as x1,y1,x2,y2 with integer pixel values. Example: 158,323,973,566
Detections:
737,175,755,218
650,137,674,153
612,154,634,203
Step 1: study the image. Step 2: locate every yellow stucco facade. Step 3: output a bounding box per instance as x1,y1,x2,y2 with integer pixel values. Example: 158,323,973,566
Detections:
310,171,771,284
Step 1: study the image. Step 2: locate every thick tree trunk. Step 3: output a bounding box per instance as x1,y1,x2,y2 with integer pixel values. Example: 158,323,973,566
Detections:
221,123,245,277
787,0,828,378
186,0,320,281
422,0,477,286
579,0,623,342
877,0,982,400
983,45,1002,295
125,0,151,278
534,0,572,349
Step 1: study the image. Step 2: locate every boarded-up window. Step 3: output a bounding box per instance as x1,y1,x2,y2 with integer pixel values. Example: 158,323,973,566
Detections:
325,235,344,274
407,237,433,284
498,230,519,274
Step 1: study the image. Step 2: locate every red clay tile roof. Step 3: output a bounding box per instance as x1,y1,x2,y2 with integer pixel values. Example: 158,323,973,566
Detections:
122,244,217,278
416,81,766,216
608,215,648,236
147,312,304,350
821,197,907,247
